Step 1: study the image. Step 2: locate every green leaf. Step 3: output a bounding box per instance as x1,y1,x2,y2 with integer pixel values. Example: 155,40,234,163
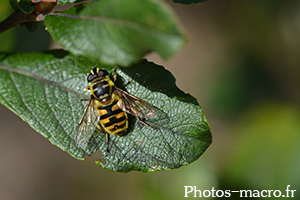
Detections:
172,0,209,4
9,0,18,11
44,0,187,66
24,22,38,32
0,50,212,172
17,0,34,14
57,0,85,5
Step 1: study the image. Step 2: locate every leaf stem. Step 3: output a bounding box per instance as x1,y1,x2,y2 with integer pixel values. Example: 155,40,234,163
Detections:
0,10,37,34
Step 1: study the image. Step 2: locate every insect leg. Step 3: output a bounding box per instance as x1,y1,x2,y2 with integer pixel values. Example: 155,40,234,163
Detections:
106,133,110,154
121,80,132,88
94,116,110,154
113,67,118,82
136,117,160,130
79,98,89,102
94,115,105,132
79,87,91,101
113,67,131,88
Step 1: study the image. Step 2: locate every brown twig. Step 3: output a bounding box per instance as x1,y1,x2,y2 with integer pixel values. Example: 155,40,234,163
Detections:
0,10,37,34
0,0,57,34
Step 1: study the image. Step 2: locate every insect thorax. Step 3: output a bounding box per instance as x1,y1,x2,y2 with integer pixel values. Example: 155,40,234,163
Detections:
90,77,114,102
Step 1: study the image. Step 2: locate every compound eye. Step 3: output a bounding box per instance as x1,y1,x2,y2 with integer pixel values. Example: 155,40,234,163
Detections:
87,74,94,82
98,69,109,77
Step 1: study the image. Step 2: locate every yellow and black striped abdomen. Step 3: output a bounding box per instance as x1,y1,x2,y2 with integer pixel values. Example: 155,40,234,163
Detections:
98,100,128,136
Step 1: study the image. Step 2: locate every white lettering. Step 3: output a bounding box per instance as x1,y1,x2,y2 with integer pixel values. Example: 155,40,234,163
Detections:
286,185,290,197
224,190,231,197
240,190,252,197
183,185,295,198
194,186,202,197
252,190,260,197
291,190,296,197
267,190,273,197
216,190,224,197
260,190,268,197
203,190,211,197
273,190,281,197
211,187,216,197
184,186,193,197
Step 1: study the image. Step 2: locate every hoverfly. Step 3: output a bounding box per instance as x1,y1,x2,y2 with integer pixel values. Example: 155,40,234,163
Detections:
75,67,158,153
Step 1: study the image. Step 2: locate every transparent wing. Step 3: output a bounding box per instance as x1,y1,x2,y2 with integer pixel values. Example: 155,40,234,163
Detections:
114,87,157,120
75,99,98,148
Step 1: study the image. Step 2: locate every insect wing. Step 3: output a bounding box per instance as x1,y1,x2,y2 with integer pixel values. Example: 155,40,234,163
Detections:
75,99,98,148
114,87,157,120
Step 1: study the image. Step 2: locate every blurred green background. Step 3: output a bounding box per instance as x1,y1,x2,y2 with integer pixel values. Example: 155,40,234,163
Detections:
1,0,300,199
